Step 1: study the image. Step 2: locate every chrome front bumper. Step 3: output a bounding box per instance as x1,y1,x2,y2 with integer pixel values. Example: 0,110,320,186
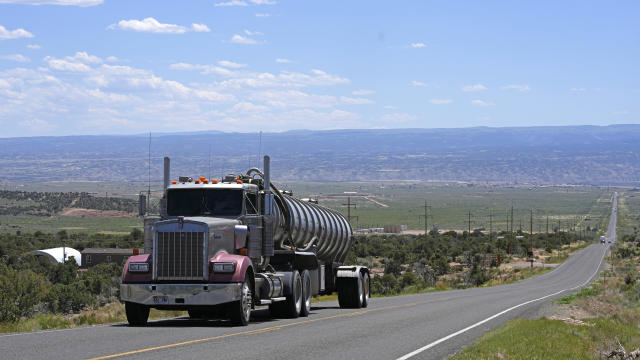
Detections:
120,283,242,306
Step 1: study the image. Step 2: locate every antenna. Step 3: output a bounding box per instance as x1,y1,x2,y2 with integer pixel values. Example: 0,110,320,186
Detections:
258,131,262,169
147,132,151,212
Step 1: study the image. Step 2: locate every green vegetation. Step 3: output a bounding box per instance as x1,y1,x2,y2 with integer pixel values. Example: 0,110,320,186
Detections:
450,193,640,359
290,182,612,232
346,230,589,296
0,186,610,334
0,190,141,234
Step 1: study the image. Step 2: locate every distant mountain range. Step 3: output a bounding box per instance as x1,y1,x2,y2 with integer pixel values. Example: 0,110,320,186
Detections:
1,125,639,185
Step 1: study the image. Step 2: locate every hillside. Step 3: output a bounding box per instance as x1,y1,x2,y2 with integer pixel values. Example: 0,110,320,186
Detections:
0,125,639,185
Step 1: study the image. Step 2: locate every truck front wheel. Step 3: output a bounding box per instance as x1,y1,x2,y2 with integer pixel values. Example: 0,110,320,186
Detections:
229,278,252,326
125,302,150,326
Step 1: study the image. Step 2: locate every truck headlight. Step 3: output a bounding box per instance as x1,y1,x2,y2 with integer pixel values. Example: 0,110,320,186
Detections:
212,262,236,273
129,262,150,272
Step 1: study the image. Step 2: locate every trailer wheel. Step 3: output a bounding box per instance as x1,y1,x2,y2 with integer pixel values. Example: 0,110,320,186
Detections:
361,272,370,308
230,277,252,326
299,270,312,317
125,302,149,326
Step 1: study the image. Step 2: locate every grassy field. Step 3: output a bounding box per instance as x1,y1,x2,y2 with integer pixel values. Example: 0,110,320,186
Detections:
0,181,617,235
0,214,142,235
289,181,613,233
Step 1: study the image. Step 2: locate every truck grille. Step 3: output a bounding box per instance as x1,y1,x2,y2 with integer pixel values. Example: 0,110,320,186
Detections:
156,231,205,280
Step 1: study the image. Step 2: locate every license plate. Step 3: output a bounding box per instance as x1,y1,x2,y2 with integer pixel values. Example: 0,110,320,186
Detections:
152,296,169,304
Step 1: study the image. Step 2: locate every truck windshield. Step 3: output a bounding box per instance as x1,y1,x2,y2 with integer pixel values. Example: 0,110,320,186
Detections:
167,189,243,217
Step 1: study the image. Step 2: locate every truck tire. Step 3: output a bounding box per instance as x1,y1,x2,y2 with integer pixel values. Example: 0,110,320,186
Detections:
361,272,370,308
125,302,149,326
188,309,205,319
229,277,252,326
299,270,312,317
270,270,302,318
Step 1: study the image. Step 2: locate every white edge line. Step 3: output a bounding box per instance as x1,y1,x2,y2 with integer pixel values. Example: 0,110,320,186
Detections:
395,245,608,360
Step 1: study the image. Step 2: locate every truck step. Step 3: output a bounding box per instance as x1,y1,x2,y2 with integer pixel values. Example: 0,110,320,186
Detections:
258,297,286,306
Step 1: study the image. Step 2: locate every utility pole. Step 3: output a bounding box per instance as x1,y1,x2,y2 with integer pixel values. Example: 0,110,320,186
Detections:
468,211,472,239
489,210,493,242
530,209,534,267
147,132,151,213
510,206,514,255
342,196,358,227
546,215,549,235
421,200,431,236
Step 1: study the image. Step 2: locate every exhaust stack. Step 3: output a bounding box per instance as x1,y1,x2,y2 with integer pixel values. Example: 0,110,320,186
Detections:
163,157,170,191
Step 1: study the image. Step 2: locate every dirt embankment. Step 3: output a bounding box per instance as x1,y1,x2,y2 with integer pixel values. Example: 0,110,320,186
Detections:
61,208,133,218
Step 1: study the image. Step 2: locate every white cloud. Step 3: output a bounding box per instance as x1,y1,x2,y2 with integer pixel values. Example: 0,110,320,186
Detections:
230,34,263,44
612,110,629,115
66,51,102,64
191,23,211,32
411,42,426,48
380,113,416,123
276,58,291,63
502,84,530,92
251,90,337,108
0,25,34,40
0,0,102,6
27,44,41,49
471,99,495,107
214,0,248,6
383,105,397,110
18,118,57,132
105,56,119,62
244,29,263,36
45,56,92,72
218,60,246,69
111,18,188,34
428,98,453,104
250,0,275,4
462,84,488,92
570,87,586,92
340,96,374,105
352,89,374,95
228,101,269,114
256,13,271,17
0,51,369,135
410,80,428,87
0,54,30,62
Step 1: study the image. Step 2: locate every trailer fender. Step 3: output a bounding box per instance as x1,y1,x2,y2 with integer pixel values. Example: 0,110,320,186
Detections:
336,265,369,279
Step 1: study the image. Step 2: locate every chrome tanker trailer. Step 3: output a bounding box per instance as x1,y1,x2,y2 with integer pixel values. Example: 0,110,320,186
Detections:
120,156,369,326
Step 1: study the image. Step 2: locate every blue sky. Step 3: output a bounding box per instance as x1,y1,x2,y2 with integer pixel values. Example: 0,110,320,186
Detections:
0,0,637,137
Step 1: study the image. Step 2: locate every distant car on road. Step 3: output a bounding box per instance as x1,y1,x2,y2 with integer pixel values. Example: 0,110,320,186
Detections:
600,236,606,244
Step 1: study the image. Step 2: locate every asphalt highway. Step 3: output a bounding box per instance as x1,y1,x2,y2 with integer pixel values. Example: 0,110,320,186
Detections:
0,193,616,360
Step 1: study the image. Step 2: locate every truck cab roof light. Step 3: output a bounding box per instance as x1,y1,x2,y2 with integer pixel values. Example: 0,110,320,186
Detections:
171,180,177,184
212,179,218,184
195,180,201,184
236,179,243,184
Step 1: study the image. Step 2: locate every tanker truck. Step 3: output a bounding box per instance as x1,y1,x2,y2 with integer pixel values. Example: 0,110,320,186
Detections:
120,155,369,326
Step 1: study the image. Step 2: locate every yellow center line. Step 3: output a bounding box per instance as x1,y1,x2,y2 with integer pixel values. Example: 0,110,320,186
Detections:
86,298,447,360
